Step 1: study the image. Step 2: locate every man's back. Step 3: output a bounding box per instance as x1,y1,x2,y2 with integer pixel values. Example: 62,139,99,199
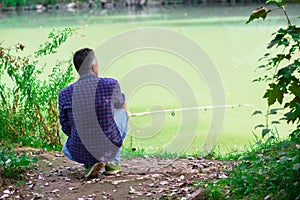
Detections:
59,74,124,166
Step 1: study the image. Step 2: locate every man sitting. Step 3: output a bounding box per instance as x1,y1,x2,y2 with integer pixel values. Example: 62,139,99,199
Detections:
58,48,128,178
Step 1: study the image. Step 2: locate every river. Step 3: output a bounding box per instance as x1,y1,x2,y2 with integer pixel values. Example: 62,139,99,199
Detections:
1,4,299,154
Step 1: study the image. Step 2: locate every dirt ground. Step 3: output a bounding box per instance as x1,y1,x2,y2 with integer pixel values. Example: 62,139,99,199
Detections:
0,149,233,200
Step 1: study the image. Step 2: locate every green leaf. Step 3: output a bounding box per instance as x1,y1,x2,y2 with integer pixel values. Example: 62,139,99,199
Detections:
271,121,280,124
285,101,300,124
252,110,263,116
266,0,286,7
267,29,287,49
269,108,281,115
263,84,284,105
243,155,259,161
246,7,271,24
257,65,266,69
255,124,265,129
289,81,300,96
31,157,38,163
262,128,271,137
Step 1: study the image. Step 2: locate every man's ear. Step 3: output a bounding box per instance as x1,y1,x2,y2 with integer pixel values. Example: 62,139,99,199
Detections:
92,62,98,75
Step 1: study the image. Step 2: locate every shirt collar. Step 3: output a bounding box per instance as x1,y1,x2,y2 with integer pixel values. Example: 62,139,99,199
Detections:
79,73,98,80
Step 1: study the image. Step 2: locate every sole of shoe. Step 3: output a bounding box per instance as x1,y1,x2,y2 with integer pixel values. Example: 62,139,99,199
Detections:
104,170,121,175
85,162,105,178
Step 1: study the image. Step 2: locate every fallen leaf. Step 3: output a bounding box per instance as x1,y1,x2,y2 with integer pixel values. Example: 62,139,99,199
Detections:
179,175,185,180
26,181,33,185
151,174,160,178
128,186,136,194
145,193,152,197
178,182,187,188
0,194,9,199
68,187,76,191
112,179,129,185
157,188,166,193
3,190,11,194
38,174,44,180
218,174,228,179
88,194,96,198
51,189,59,194
160,181,168,185
148,183,155,187
32,192,44,199
264,195,272,200
64,177,71,182
293,163,300,171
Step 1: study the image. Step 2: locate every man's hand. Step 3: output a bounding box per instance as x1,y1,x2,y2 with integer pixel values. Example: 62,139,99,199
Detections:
122,103,130,119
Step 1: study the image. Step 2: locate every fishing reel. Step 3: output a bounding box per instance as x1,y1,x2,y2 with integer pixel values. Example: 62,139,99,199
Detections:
171,110,175,116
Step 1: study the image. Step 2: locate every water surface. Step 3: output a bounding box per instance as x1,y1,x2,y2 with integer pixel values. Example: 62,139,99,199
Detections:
1,4,299,153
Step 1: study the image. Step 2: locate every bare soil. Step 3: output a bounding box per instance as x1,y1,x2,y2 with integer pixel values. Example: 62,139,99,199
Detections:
0,149,233,200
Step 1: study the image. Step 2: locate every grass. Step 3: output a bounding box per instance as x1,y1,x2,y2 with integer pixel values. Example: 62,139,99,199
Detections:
121,146,179,159
193,131,300,200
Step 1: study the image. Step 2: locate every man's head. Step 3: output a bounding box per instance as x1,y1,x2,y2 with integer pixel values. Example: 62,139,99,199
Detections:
73,48,98,76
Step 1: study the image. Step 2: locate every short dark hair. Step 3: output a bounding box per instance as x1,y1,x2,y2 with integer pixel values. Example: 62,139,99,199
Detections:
73,48,96,72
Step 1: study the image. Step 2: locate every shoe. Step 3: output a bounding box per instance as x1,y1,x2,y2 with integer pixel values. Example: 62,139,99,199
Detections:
84,162,104,178
105,162,122,175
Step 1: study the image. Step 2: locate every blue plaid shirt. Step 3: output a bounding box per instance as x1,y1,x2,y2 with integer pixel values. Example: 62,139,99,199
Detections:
58,74,125,165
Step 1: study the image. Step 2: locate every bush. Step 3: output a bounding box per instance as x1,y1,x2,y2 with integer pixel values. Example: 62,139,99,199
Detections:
0,28,78,150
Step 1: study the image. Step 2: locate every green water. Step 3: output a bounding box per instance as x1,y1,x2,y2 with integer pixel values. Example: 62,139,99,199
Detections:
1,5,299,154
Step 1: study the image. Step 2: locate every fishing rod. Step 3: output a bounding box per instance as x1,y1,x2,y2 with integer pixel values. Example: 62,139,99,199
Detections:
129,104,254,117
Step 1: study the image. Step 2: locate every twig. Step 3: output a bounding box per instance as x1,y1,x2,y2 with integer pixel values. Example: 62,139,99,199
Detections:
281,5,292,26
187,188,206,200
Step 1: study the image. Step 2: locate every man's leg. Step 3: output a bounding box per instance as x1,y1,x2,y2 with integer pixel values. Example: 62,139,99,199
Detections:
105,108,128,175
63,140,105,178
63,140,88,167
112,108,129,164
63,140,76,162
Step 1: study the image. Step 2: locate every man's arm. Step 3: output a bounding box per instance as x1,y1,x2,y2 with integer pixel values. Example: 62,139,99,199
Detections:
58,92,71,136
113,82,126,109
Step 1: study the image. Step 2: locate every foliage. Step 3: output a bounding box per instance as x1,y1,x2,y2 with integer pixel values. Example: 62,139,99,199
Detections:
248,0,300,139
198,2,300,199
205,131,300,199
0,28,77,150
121,146,179,159
35,28,79,58
0,148,37,178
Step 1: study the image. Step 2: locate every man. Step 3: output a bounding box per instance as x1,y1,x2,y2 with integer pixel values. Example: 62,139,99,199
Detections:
59,48,128,178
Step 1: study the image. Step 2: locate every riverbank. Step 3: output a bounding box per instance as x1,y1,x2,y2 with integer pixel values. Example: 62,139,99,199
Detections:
1,134,299,199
